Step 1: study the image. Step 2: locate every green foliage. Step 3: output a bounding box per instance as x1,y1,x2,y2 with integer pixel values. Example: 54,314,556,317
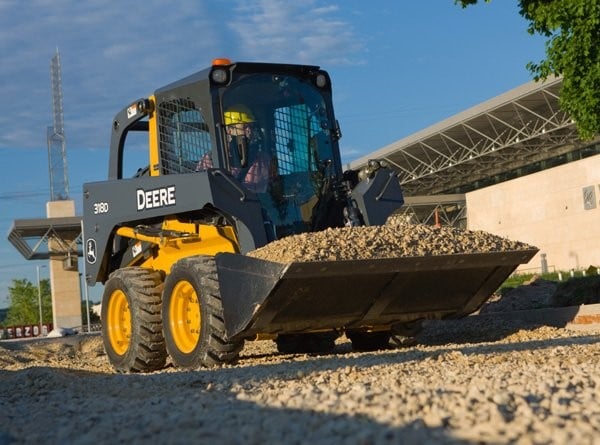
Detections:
455,0,489,6
500,271,561,291
499,273,534,292
498,272,540,297
456,0,600,140
4,279,53,326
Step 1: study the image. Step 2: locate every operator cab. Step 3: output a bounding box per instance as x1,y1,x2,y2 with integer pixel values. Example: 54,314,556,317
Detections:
219,69,341,239
110,60,345,241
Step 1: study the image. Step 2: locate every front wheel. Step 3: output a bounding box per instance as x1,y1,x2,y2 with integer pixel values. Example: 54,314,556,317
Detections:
101,268,167,373
162,255,243,369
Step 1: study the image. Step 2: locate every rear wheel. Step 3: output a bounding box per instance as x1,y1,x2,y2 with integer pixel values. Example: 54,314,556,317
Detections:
275,331,338,354
101,268,167,373
162,255,243,369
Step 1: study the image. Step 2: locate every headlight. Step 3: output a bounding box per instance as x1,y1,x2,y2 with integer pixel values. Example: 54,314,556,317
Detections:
211,68,228,84
315,73,328,88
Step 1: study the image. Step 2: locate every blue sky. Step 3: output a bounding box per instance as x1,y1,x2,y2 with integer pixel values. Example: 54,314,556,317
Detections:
0,0,546,307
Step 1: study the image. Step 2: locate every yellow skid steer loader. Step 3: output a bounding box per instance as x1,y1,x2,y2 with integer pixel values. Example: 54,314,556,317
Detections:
82,59,536,372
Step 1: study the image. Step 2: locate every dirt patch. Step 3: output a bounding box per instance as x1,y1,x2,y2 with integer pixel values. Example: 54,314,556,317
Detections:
480,279,558,313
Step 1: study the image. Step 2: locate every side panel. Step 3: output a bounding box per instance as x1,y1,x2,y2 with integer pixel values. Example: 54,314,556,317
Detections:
82,170,267,285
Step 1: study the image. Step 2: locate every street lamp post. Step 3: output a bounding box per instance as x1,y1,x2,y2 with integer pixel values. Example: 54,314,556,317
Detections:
79,271,92,333
36,265,46,336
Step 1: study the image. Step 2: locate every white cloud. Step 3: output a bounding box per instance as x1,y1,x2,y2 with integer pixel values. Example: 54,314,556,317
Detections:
339,144,365,159
0,0,362,153
0,0,228,151
227,0,364,65
102,42,139,60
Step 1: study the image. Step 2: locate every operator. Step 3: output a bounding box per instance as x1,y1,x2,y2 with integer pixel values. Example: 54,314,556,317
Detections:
224,105,274,193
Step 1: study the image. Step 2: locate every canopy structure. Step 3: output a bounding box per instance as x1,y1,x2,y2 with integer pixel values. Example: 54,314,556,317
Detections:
349,77,596,197
8,216,82,261
348,77,600,226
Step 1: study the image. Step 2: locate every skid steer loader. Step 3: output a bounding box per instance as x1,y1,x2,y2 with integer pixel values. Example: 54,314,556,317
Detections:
83,59,536,372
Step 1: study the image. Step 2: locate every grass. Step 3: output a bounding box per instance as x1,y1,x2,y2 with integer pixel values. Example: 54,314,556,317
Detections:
499,268,600,306
500,271,559,290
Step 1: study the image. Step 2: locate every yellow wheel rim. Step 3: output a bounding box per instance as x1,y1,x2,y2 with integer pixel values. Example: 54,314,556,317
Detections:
106,289,131,356
169,280,201,354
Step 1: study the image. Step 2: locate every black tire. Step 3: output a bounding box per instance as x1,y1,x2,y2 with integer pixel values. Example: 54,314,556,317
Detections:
101,268,167,373
347,331,391,352
275,331,338,354
162,255,243,369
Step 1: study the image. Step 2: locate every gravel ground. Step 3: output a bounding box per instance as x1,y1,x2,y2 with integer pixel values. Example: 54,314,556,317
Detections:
1,224,597,444
1,316,599,444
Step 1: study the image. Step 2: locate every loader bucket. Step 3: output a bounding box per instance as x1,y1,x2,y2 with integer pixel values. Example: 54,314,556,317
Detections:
215,249,538,340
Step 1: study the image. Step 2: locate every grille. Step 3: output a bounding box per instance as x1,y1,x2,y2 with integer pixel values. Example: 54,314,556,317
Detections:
157,99,212,175
274,105,321,175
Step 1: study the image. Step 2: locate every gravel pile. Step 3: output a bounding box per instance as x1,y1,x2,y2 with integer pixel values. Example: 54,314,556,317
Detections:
2,317,600,444
248,220,535,263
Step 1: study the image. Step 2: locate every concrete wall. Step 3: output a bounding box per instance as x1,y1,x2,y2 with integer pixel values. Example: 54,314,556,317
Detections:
46,200,82,329
466,154,600,273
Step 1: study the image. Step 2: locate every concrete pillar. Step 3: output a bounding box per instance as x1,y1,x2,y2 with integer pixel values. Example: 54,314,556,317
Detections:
47,200,82,329
540,253,548,275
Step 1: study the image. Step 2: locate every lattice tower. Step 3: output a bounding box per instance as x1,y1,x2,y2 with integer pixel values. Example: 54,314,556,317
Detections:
47,48,69,201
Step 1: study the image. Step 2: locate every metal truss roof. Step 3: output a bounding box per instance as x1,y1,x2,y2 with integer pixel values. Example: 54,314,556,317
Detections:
349,76,591,196
8,216,82,260
400,194,467,228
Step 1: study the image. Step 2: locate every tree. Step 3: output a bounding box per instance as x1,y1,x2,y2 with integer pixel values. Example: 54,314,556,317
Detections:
4,278,53,326
457,0,600,140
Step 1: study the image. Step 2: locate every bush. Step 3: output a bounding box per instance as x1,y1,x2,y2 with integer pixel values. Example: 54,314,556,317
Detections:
551,275,600,307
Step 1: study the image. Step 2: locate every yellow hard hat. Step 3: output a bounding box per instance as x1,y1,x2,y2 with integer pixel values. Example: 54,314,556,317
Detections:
224,105,255,125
